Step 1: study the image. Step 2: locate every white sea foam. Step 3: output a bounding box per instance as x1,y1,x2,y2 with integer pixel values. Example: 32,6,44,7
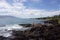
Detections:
0,24,31,37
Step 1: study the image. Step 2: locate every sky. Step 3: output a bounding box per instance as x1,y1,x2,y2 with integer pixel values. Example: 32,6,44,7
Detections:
0,0,60,18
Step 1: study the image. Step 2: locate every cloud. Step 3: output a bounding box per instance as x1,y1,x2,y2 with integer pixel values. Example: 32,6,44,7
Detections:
0,0,60,18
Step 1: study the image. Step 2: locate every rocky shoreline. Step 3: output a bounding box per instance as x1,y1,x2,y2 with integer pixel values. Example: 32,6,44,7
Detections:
11,24,60,40
0,19,60,40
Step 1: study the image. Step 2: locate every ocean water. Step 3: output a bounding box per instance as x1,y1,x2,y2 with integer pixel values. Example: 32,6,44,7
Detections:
0,16,45,38
0,15,44,25
0,24,31,37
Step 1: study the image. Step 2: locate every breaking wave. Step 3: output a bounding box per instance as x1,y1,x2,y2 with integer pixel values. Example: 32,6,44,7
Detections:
0,24,31,37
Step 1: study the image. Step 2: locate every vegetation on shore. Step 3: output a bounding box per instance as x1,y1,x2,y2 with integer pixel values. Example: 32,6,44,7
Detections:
35,15,60,24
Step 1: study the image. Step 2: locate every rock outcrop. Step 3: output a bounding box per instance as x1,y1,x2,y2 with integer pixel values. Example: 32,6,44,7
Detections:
0,19,60,40
11,24,60,40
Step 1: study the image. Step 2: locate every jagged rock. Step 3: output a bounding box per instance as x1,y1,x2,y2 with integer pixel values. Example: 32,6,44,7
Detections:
10,24,60,40
5,24,59,40
0,36,12,40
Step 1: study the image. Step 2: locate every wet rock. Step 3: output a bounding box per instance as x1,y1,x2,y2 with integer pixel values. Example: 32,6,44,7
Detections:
0,36,12,40
5,24,60,40
31,23,42,27
19,24,31,27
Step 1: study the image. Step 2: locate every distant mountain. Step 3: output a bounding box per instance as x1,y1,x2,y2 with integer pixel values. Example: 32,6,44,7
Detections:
0,15,44,25
0,15,13,18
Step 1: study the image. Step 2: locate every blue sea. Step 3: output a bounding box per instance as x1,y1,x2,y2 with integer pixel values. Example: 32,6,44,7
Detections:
0,15,45,25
